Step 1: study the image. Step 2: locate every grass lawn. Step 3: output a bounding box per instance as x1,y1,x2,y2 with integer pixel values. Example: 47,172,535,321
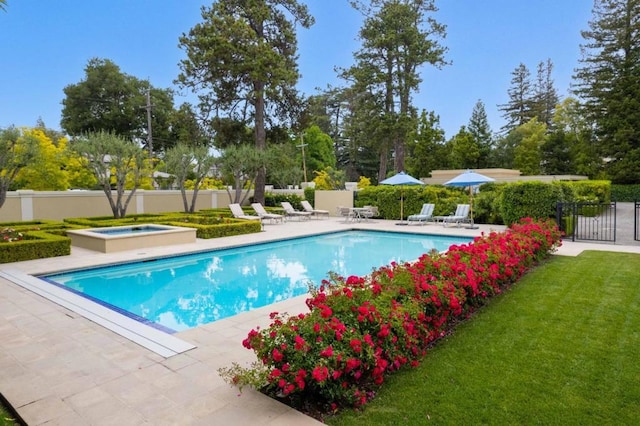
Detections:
326,251,640,425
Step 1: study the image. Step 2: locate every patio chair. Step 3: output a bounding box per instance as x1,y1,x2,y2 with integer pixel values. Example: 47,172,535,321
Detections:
229,203,261,221
281,201,312,220
251,203,285,224
360,205,379,221
337,206,355,222
434,204,471,227
300,200,330,219
407,203,435,226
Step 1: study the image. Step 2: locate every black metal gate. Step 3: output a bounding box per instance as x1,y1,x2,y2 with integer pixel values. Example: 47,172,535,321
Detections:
635,201,640,241
556,202,617,243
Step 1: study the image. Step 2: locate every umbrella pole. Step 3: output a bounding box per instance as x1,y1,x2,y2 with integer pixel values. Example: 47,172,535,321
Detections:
467,185,478,229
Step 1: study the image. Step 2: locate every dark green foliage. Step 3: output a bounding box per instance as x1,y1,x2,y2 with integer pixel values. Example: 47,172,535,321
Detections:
264,192,303,209
355,185,468,220
473,183,506,224
500,181,564,225
303,187,315,205
611,184,640,201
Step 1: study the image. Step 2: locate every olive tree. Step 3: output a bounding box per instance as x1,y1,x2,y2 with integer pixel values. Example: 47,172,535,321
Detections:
71,131,146,218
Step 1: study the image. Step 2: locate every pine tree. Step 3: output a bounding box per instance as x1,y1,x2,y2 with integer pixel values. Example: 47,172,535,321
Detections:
573,0,640,183
532,59,560,128
498,63,534,133
467,100,493,168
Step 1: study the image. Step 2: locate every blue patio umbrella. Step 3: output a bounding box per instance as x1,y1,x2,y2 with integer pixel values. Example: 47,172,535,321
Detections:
380,171,425,222
444,170,495,228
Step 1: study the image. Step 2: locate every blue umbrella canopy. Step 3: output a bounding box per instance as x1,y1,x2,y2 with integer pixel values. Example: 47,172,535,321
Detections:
444,170,494,187
380,171,425,186
444,170,494,228
380,172,424,222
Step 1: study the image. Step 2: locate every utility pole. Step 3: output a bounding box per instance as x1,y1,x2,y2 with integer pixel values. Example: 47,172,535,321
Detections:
296,133,308,183
145,88,153,159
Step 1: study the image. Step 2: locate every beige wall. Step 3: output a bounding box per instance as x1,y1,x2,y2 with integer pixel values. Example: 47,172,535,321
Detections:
0,189,313,222
315,190,354,217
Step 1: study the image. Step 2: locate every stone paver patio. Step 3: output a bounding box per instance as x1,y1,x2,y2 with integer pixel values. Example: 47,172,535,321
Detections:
1,217,639,425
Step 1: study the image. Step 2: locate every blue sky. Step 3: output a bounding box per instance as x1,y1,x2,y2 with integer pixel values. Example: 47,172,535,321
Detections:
0,0,593,138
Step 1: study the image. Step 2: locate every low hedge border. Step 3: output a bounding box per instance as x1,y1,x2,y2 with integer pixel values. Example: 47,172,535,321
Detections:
0,230,71,263
221,218,563,413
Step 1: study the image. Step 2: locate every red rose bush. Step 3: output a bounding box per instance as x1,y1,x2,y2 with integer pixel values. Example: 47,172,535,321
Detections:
220,218,562,412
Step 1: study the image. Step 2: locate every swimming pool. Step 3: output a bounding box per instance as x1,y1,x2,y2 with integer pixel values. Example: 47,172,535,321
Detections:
43,230,471,332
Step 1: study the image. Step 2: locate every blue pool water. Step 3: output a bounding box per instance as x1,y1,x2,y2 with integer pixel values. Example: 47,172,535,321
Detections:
43,231,471,332
92,225,168,235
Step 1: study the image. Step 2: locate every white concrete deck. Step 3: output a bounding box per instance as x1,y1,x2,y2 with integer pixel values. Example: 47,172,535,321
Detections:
1,217,638,425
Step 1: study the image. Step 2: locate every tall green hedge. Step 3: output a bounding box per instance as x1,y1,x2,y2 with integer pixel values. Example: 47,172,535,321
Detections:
611,184,640,202
500,181,565,225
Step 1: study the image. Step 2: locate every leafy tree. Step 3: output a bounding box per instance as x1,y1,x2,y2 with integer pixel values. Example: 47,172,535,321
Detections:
218,144,269,204
0,127,38,208
572,0,640,183
513,118,547,175
346,0,447,179
168,103,211,148
61,58,177,153
71,131,146,218
266,143,302,188
552,97,601,177
0,1,6,11
302,125,336,177
14,128,69,190
177,0,314,204
406,110,447,178
448,126,480,169
312,167,346,190
467,100,493,168
164,143,216,213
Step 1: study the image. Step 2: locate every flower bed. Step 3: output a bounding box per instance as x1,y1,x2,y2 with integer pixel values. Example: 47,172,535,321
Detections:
220,218,562,414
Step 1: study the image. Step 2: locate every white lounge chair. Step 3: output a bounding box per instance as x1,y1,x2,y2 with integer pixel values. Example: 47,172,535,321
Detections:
251,203,285,223
434,204,471,227
407,203,435,225
229,203,261,221
281,201,312,220
300,200,330,219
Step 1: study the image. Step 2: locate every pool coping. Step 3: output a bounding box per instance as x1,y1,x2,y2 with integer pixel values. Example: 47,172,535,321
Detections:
0,268,196,358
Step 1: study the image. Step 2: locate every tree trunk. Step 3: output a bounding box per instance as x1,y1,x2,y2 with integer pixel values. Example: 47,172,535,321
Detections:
253,81,267,204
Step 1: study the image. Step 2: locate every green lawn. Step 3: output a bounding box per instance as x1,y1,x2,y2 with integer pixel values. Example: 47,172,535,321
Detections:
327,251,640,425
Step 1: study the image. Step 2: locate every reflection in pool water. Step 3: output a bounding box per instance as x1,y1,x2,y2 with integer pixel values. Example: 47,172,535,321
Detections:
44,231,471,332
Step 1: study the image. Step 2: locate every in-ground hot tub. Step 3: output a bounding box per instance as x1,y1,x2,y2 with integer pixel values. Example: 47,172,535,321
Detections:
67,224,197,253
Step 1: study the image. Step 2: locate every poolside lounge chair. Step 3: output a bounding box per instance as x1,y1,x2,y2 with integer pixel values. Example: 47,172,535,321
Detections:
300,200,330,219
434,204,471,227
281,201,312,220
407,203,435,225
229,203,261,221
251,203,285,224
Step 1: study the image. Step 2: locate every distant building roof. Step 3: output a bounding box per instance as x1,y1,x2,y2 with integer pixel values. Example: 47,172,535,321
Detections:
422,168,588,185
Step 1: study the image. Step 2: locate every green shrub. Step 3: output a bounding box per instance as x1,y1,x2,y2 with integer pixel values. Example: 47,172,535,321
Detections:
500,181,564,225
565,180,610,203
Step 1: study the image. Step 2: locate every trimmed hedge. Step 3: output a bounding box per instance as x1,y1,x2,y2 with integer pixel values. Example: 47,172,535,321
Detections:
0,231,71,263
500,181,565,225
